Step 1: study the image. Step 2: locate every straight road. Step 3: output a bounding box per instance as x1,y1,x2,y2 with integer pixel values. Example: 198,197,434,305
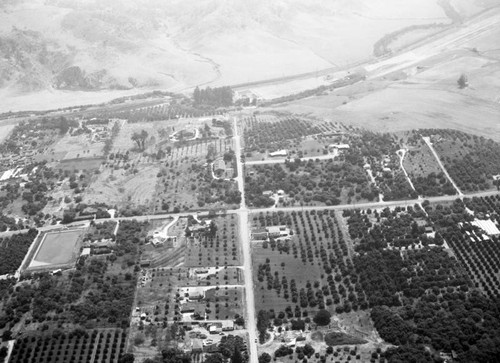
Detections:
423,137,463,196
248,189,499,214
233,117,259,363
245,153,336,166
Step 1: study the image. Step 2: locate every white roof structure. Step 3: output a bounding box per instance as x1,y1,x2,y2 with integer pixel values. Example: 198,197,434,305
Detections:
81,248,91,256
269,149,288,157
471,219,500,236
329,144,350,149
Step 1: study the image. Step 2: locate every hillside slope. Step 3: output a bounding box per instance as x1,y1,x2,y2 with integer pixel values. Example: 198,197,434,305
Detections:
0,0,497,112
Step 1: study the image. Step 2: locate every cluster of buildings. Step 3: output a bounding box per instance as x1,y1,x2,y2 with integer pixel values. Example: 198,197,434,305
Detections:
252,225,292,241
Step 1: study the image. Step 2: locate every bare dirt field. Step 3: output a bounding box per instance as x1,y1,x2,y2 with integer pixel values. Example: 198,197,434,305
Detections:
84,164,159,209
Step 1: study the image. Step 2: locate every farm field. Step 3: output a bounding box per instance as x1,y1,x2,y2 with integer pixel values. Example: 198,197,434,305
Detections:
84,164,160,213
245,158,378,208
335,202,500,362
401,131,456,197
185,214,242,268
265,16,500,144
428,195,500,298
251,210,359,317
419,129,500,192
241,114,334,161
30,229,84,267
154,138,238,213
9,329,127,363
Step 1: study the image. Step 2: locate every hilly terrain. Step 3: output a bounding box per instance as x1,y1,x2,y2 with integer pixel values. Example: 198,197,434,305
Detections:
2,0,497,112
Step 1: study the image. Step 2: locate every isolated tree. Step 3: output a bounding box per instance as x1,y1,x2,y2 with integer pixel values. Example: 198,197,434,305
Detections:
313,309,331,326
258,353,272,363
457,73,468,89
131,130,148,150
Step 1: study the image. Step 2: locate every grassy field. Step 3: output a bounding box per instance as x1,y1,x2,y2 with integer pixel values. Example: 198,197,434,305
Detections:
266,36,500,142
30,229,83,267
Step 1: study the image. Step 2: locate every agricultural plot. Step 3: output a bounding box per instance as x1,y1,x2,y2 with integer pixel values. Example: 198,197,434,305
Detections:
337,203,500,361
155,144,240,212
84,164,160,213
9,329,127,363
88,100,226,122
245,158,378,208
420,129,500,192
427,195,500,298
251,210,361,316
0,220,146,341
403,134,456,197
135,267,243,322
242,115,324,159
185,214,242,267
51,131,105,160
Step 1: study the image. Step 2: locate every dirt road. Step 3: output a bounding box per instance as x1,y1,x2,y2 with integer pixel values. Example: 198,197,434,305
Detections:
422,136,463,196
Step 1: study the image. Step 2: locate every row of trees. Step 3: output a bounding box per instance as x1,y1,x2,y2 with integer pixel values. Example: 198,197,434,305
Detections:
193,86,233,107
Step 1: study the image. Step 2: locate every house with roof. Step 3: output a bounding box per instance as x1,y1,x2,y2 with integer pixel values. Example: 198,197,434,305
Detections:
269,150,288,157
213,159,226,174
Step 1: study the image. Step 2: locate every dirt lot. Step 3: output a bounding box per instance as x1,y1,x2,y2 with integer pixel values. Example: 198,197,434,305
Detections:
51,132,105,160
84,164,159,210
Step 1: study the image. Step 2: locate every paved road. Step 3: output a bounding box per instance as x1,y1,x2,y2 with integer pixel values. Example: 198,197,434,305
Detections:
423,137,463,196
246,153,336,166
248,189,500,214
233,117,259,363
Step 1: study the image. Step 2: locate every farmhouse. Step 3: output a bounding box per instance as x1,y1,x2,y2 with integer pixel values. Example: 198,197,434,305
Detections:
266,225,290,238
213,159,226,174
252,228,269,241
329,144,350,150
192,339,203,353
269,149,288,157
